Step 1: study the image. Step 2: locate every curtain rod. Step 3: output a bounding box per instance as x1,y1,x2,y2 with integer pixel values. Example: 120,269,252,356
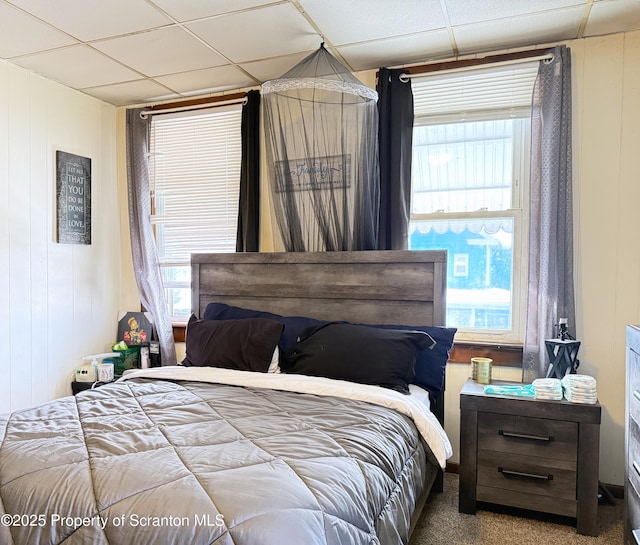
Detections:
383,48,555,83
399,53,553,82
138,91,249,119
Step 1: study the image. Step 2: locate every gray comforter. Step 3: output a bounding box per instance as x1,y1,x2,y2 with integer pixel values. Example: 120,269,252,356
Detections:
0,377,433,545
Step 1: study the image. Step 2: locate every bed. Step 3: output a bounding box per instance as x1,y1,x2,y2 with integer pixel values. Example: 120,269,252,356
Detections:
0,250,454,545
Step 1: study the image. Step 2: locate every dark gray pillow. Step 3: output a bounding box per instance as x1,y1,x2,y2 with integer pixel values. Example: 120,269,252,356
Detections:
183,315,283,372
283,322,435,394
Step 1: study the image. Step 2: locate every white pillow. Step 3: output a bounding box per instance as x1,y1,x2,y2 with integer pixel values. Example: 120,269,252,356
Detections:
408,383,431,409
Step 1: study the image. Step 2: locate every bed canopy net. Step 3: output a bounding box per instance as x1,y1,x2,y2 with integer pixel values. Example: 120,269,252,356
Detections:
262,44,380,251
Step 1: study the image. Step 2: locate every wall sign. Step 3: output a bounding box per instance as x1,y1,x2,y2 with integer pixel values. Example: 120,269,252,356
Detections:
275,154,351,192
56,151,91,245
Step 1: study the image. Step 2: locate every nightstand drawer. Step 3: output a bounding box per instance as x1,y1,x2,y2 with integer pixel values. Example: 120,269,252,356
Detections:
478,412,578,461
478,450,577,500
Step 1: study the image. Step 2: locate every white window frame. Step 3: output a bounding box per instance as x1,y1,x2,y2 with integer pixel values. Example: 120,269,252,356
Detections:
149,105,243,322
410,65,535,343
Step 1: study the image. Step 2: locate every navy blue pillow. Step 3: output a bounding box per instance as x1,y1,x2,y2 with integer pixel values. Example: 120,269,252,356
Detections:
203,302,325,356
284,322,436,394
365,323,456,399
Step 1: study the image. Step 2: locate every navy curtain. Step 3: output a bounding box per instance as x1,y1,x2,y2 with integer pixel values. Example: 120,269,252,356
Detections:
377,68,414,250
236,90,261,252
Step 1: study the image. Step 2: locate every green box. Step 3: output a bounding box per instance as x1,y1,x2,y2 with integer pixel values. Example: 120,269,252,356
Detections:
112,346,142,375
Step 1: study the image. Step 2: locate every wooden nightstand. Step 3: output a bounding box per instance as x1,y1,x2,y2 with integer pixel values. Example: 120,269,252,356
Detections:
459,379,601,536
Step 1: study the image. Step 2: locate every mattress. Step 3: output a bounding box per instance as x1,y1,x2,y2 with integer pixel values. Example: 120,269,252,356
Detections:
0,367,451,545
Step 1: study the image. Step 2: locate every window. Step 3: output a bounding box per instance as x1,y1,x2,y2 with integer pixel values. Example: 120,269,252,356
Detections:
409,63,539,341
453,254,469,277
149,106,243,321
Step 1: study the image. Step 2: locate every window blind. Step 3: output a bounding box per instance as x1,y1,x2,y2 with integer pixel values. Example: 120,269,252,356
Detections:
412,62,539,124
149,106,242,266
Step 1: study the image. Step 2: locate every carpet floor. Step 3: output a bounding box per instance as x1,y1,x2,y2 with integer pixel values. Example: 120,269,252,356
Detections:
409,473,623,545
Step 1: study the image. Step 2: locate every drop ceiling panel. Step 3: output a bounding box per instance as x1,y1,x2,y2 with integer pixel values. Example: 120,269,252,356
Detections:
300,0,448,45
148,0,275,22
154,65,257,95
12,45,143,89
9,0,172,41
186,3,319,63
453,7,586,54
0,3,77,58
338,30,454,71
239,51,315,82
445,0,586,26
92,27,228,77
82,79,180,107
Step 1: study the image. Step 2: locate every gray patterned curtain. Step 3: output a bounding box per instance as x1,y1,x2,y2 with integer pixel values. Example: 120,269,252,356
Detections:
523,45,574,382
125,108,177,366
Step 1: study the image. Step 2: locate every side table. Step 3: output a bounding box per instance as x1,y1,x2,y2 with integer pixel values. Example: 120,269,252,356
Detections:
71,379,118,395
459,379,601,536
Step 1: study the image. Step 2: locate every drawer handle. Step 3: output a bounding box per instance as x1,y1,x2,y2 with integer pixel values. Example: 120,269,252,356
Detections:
499,429,553,442
633,529,640,545
634,390,640,403
498,467,553,481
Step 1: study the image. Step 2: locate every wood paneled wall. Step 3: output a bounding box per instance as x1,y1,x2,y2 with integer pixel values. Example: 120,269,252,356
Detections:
0,61,121,413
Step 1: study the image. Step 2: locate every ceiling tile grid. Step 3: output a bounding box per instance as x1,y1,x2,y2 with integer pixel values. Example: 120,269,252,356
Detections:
0,0,639,106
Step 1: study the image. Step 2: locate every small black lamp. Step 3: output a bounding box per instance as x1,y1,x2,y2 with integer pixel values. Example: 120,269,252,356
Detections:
545,318,581,379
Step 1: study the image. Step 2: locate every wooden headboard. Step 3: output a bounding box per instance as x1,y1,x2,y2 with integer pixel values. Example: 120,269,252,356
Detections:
191,249,449,503
191,250,447,327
